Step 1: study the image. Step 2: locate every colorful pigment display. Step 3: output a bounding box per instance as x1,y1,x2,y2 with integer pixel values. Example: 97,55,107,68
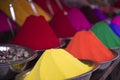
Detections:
49,10,77,38
11,15,60,50
0,0,51,26
67,7,92,31
91,21,120,48
111,16,120,27
0,11,19,43
66,31,114,62
0,11,18,32
24,49,93,80
92,8,107,21
109,23,120,38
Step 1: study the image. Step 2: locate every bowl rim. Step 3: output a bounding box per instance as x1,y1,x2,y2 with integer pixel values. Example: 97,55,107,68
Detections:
15,59,100,80
67,59,100,79
0,44,38,65
99,49,119,64
15,68,31,80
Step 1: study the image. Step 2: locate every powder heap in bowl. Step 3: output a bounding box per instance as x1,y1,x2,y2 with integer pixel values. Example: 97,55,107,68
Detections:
23,49,94,80
66,31,114,62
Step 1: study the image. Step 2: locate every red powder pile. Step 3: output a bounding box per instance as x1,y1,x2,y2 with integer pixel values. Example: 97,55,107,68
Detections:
65,31,114,62
11,15,60,50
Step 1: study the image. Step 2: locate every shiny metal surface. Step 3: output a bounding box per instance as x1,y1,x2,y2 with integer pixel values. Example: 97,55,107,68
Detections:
99,51,119,70
0,44,37,80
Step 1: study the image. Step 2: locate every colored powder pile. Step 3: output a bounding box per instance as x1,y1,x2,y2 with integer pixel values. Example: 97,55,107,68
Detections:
11,15,60,50
91,21,120,48
0,11,18,32
0,0,51,26
24,49,93,80
33,0,69,15
80,6,100,24
111,16,120,27
67,7,92,31
109,24,120,38
92,8,107,21
66,31,114,62
49,10,77,38
0,11,19,43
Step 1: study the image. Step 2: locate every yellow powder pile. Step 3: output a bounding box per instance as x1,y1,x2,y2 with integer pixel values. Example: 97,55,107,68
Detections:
24,49,93,80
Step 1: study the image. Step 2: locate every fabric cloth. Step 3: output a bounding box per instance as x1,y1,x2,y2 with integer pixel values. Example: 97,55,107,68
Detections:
66,31,114,62
24,49,93,80
80,6,100,24
109,24,120,38
11,15,60,50
0,0,51,26
91,21,120,48
49,10,77,38
111,16,120,27
67,7,92,31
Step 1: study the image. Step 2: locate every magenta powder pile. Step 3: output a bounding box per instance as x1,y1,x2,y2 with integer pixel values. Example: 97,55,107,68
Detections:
49,10,77,38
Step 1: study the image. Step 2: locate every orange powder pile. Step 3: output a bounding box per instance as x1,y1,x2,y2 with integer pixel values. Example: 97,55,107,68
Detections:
66,31,114,62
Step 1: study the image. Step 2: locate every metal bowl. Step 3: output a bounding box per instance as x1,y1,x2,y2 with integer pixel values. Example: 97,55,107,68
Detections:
68,60,100,80
0,44,37,80
15,60,100,80
110,47,120,55
99,50,119,70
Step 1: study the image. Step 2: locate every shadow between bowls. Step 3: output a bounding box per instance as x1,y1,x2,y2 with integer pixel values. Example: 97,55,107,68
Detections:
59,37,72,48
